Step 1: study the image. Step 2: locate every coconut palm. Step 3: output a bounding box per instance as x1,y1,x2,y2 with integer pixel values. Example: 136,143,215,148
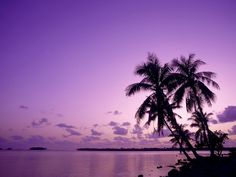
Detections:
188,111,213,148
171,54,219,156
125,54,199,159
169,124,193,154
209,130,228,156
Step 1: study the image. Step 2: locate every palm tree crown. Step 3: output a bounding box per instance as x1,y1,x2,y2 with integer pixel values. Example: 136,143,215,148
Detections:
171,54,219,112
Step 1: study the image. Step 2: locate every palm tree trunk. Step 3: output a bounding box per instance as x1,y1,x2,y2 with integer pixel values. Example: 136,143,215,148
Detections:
163,119,192,161
164,101,200,159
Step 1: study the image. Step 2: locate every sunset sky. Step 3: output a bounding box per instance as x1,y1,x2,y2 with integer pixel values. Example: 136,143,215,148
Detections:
1,0,236,150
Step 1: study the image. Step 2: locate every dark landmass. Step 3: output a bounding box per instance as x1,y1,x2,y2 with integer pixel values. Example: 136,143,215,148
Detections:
30,147,47,150
167,155,236,177
77,147,236,152
6,148,12,150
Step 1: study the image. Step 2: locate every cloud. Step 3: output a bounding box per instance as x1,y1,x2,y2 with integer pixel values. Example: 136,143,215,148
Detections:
146,133,160,139
56,123,76,129
229,125,236,135
93,124,98,128
122,122,131,126
217,106,236,123
112,126,128,135
19,105,29,109
209,119,218,124
0,137,7,144
56,113,64,117
131,124,143,139
81,136,100,142
32,118,50,127
11,135,24,141
64,128,82,137
113,136,132,142
91,129,102,136
108,121,118,127
107,110,122,115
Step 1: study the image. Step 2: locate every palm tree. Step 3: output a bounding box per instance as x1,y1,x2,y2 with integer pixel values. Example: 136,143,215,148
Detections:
171,54,219,156
169,124,193,155
125,54,199,159
188,111,213,148
210,130,228,156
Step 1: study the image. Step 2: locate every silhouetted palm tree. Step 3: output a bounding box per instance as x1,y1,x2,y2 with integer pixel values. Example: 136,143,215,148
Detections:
171,54,219,156
188,111,213,148
169,124,193,155
125,54,199,159
210,130,228,156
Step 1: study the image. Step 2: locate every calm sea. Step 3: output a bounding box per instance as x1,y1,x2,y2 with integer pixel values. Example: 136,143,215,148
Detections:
0,151,184,177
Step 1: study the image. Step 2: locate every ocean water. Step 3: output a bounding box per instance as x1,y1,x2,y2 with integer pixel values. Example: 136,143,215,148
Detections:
0,151,184,177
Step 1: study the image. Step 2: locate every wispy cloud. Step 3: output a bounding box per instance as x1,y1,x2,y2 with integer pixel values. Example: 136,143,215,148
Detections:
107,110,122,116
108,121,118,127
64,128,82,137
112,126,128,135
91,129,102,136
32,118,50,128
131,124,143,139
229,125,236,135
122,122,131,126
56,123,76,129
11,135,24,141
19,105,29,109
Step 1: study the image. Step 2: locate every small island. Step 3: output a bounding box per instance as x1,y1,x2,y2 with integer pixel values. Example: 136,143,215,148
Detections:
30,147,47,150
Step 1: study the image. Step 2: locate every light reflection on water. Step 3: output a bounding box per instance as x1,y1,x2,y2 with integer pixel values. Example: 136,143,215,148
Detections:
0,151,184,177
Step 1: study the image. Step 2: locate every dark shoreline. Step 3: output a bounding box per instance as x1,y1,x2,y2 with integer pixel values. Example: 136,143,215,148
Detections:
77,147,236,152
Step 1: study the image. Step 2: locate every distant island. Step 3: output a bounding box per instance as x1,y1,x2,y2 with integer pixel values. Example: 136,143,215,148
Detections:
30,147,47,150
77,147,236,152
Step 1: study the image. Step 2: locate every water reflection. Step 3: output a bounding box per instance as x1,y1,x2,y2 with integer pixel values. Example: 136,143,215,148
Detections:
0,151,182,177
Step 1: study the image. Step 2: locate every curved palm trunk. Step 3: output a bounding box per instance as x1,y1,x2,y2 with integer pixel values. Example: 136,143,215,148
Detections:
163,119,192,161
163,98,200,159
170,118,200,159
192,87,215,157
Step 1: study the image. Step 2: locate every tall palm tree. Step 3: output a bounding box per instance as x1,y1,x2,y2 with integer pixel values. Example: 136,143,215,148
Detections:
171,54,219,156
125,54,199,159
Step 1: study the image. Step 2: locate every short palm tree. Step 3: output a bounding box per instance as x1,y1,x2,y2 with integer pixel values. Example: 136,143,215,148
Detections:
188,111,213,148
125,54,199,159
171,54,219,156
169,124,193,155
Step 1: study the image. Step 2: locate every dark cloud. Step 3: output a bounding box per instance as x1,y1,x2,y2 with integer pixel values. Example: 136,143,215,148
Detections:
91,129,102,136
217,106,236,123
32,118,50,127
56,123,75,129
122,122,131,126
19,105,29,109
131,124,143,139
11,135,24,141
107,110,122,115
112,126,128,135
108,121,118,127
64,128,82,137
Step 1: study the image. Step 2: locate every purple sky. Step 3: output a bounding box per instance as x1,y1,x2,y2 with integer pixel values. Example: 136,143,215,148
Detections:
1,0,236,150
